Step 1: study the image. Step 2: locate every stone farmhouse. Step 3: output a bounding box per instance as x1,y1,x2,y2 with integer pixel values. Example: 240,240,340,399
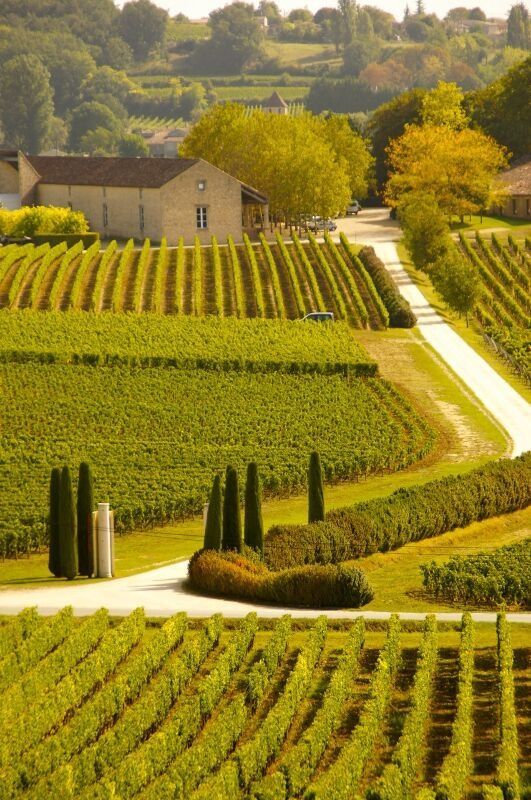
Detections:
0,152,268,245
495,155,531,220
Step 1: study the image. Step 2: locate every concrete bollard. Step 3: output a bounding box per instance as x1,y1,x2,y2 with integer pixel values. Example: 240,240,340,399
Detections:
96,502,112,578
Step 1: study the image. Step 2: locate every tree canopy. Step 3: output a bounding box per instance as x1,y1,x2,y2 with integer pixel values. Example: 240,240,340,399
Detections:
0,54,54,153
181,104,372,222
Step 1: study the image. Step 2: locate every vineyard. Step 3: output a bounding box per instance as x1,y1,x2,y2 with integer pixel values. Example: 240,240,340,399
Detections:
0,610,528,799
0,232,404,329
0,313,433,557
458,232,531,379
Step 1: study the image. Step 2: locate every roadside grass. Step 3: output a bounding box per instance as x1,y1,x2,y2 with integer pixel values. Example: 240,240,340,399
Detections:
351,507,531,613
396,242,531,403
0,324,511,590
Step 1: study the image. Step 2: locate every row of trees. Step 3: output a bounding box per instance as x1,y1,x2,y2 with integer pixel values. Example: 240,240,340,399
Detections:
203,452,325,555
181,105,372,223
48,463,94,580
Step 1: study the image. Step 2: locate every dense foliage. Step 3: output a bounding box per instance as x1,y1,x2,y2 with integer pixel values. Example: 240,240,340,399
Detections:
421,539,531,608
0,236,412,329
0,207,88,237
265,453,531,569
188,549,374,607
357,245,417,327
0,611,524,798
0,314,433,556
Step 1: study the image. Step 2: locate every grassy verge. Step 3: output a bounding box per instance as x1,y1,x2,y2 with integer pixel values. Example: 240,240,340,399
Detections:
397,242,531,404
449,214,531,234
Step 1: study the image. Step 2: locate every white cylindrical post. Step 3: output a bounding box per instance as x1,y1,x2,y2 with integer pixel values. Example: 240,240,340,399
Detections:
96,502,112,578
203,503,209,534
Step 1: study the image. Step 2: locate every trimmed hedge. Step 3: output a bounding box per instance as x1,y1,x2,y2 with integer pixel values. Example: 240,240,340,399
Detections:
188,549,374,608
265,453,531,570
358,246,417,328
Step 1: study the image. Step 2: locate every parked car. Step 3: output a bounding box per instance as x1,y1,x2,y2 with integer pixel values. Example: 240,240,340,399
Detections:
346,201,362,216
0,235,32,246
307,217,337,232
302,311,334,322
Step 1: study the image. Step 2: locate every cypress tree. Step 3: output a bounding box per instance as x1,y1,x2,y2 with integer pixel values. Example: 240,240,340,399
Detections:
204,474,222,551
77,462,95,577
308,451,325,523
222,466,242,552
244,462,264,556
48,467,62,577
59,465,78,580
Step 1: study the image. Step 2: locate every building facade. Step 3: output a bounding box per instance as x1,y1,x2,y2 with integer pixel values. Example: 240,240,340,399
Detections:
495,156,531,220
0,153,268,245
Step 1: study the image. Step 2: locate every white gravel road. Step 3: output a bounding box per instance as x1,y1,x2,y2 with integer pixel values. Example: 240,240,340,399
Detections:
1,213,529,622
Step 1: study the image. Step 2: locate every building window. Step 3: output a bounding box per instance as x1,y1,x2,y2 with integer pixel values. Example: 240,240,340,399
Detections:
139,205,145,231
512,199,517,215
103,203,108,227
197,180,206,191
196,206,208,229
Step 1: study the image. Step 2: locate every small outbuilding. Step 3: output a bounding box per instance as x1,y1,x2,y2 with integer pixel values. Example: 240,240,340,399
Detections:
262,91,289,115
496,155,531,219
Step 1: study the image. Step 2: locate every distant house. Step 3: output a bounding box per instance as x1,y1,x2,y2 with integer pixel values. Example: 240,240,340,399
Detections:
0,149,20,210
256,15,268,30
0,152,268,245
496,156,531,219
452,18,507,38
142,128,190,158
262,91,289,115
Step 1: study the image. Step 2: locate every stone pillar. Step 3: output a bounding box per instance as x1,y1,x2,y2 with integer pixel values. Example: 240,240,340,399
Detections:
96,502,112,578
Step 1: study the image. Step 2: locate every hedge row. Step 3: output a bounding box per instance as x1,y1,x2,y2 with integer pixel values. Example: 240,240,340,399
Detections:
366,615,438,800
0,606,73,692
304,615,402,800
265,453,531,570
4,613,188,797
64,615,224,796
0,609,109,731
421,538,531,609
188,549,374,608
357,246,417,328
0,348,377,377
434,613,475,800
93,614,257,799
0,609,145,768
251,618,365,799
495,613,521,800
191,617,327,799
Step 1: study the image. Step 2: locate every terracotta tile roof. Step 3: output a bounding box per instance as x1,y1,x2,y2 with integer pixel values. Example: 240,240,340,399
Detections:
262,91,288,108
499,155,531,196
25,155,199,188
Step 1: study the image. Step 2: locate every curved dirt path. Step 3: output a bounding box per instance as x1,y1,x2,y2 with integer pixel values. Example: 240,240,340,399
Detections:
0,216,530,621
370,240,531,458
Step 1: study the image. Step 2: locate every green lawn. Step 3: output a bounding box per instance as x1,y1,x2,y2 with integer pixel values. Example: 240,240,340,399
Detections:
450,213,531,233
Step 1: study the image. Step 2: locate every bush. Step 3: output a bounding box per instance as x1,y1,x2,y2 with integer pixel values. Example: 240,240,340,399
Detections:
357,246,417,328
265,453,531,570
0,206,89,237
188,550,373,608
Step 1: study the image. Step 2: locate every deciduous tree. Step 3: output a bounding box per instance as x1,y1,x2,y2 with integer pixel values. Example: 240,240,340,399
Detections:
0,54,54,153
119,0,168,61
421,81,468,128
431,248,480,325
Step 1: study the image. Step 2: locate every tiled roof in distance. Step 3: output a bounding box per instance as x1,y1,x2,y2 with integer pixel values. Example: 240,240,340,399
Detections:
26,155,199,188
499,155,531,196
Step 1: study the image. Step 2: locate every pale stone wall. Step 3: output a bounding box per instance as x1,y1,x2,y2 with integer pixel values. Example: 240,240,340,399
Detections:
161,160,243,245
0,162,19,194
498,195,531,220
37,184,164,241
18,154,41,205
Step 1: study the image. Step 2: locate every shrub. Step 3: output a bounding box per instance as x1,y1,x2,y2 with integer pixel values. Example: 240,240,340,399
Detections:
357,246,416,327
308,451,325,523
188,549,373,608
265,453,531,570
0,206,88,237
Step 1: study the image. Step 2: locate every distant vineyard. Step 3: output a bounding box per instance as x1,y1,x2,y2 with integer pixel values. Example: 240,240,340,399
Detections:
245,101,306,116
129,115,186,131
459,232,531,379
0,233,397,329
0,611,526,800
